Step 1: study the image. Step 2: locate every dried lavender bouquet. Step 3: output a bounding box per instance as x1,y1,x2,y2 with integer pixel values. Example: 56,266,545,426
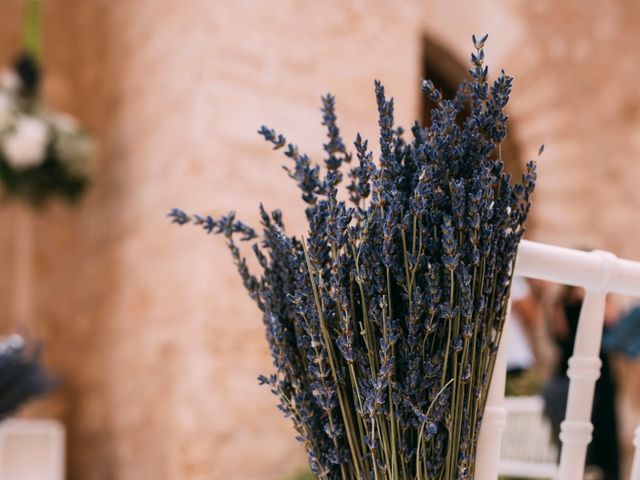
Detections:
170,35,536,480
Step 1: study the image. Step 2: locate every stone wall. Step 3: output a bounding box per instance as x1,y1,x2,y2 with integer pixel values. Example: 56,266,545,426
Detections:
0,1,638,479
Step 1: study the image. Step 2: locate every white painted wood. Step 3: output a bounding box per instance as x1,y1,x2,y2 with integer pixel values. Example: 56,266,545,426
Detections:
476,242,640,479
0,418,65,480
499,396,558,479
475,299,511,480
557,290,607,480
631,423,640,480
517,248,617,479
515,241,640,296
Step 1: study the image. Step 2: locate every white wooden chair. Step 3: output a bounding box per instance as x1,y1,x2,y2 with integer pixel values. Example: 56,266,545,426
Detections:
0,418,65,480
477,240,640,480
499,395,558,479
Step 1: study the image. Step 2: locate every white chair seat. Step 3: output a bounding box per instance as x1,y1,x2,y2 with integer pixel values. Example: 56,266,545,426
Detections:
0,419,65,480
499,395,558,479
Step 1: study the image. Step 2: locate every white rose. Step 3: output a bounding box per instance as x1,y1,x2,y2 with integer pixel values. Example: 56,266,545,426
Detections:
1,115,49,170
0,70,21,92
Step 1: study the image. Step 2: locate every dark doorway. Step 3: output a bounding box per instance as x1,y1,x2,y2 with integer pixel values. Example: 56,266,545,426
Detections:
420,35,523,181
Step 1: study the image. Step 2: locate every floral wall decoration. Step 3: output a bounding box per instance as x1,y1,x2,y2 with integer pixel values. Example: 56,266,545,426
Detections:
0,0,93,206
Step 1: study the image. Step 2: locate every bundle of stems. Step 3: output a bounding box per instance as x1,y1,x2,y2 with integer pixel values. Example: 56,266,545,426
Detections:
170,36,537,480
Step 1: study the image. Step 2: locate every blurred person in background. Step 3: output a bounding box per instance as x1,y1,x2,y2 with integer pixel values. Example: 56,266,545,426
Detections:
506,276,544,395
543,285,621,480
603,303,640,477
604,303,640,360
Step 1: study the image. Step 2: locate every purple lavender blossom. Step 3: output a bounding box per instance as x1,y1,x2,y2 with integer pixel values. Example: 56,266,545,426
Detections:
169,35,537,480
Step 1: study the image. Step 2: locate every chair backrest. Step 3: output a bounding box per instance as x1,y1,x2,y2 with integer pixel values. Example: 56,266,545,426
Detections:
0,418,65,480
476,240,640,480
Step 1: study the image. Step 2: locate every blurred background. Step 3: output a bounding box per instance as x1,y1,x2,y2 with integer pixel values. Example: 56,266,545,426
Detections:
0,1,639,479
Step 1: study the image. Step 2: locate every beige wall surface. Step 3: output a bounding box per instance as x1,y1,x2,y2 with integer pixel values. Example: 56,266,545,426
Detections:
0,1,638,479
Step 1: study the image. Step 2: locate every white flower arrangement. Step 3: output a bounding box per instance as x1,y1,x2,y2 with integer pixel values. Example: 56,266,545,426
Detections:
0,54,93,205
2,115,49,170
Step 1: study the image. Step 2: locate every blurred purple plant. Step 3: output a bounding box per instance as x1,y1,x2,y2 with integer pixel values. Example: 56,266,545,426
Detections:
0,335,51,421
170,35,537,480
